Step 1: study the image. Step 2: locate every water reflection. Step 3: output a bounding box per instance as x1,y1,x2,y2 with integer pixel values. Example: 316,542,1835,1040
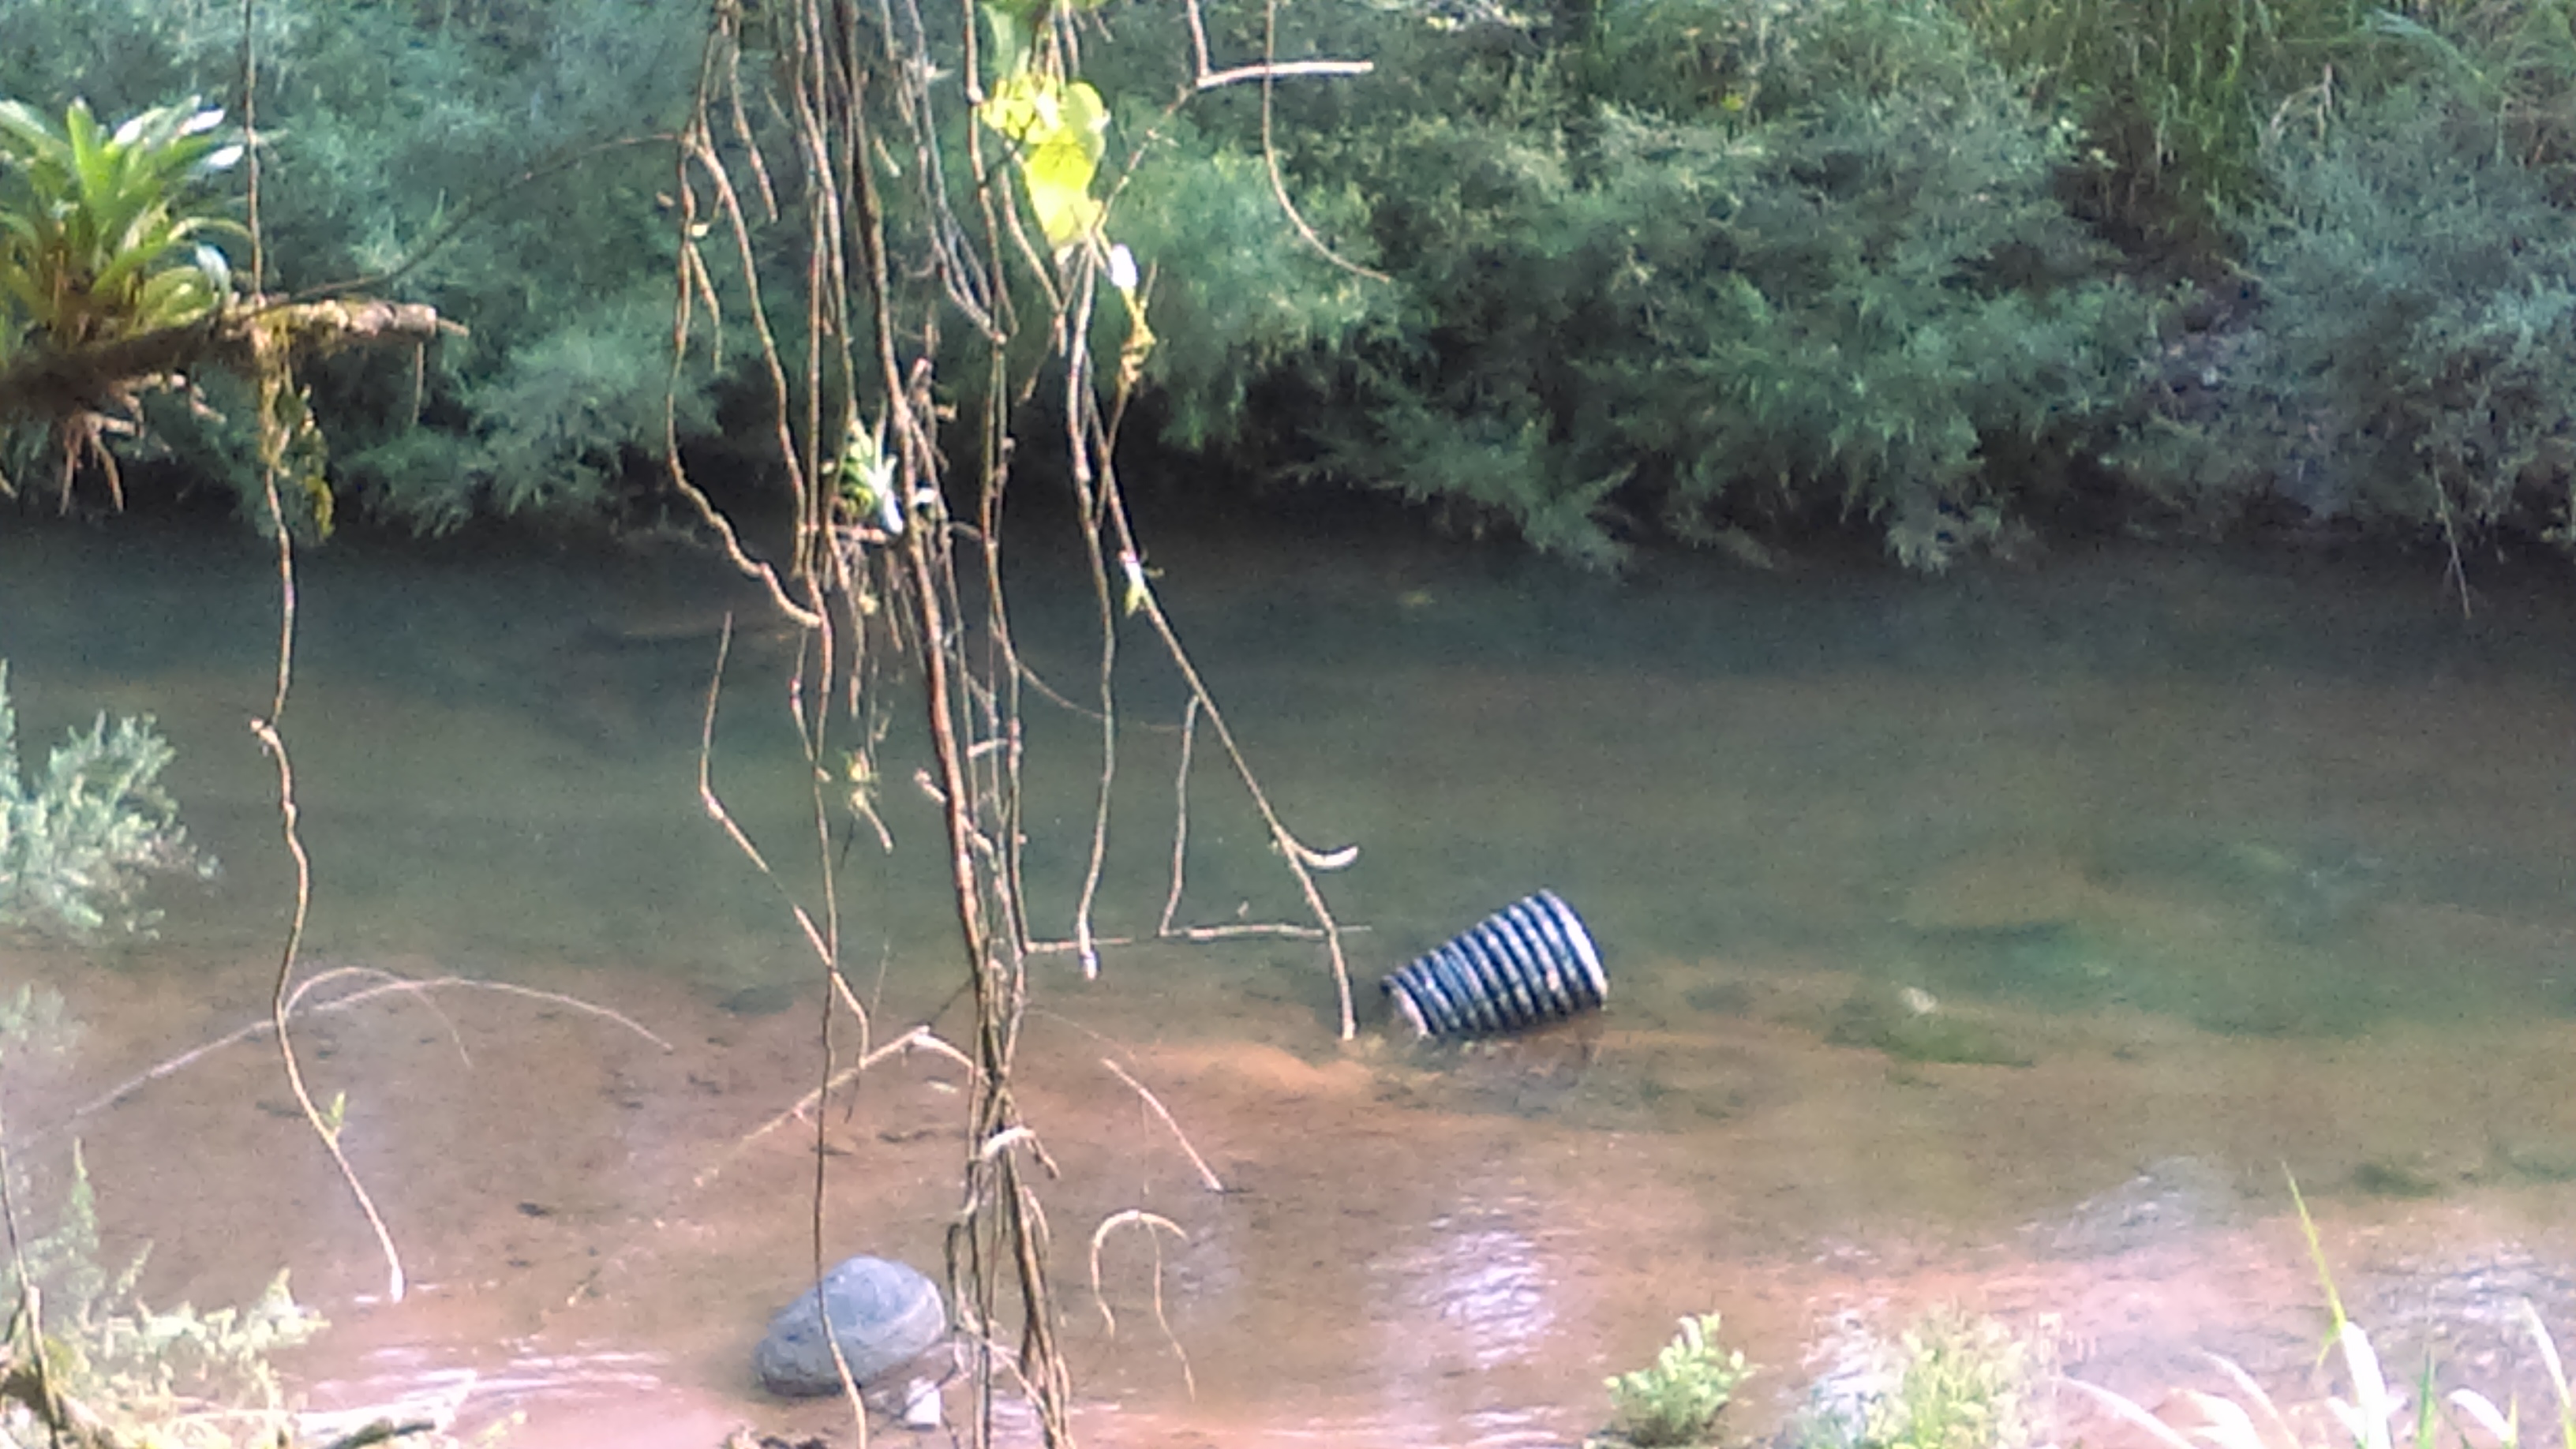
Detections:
301,1342,670,1437
1384,1202,1554,1372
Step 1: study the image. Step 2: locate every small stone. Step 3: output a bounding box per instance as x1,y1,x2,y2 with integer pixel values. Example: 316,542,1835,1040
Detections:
755,1256,947,1397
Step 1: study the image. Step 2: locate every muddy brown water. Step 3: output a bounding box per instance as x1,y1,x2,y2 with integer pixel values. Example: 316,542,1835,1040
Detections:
6,517,2576,1447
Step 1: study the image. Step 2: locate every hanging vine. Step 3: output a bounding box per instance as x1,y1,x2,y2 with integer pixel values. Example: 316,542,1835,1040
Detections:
664,0,1373,1442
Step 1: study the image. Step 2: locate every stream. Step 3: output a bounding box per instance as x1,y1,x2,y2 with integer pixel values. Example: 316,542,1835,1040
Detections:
3,508,2576,1447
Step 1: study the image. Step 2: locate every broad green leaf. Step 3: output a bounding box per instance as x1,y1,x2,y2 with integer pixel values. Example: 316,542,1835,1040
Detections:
977,73,1109,249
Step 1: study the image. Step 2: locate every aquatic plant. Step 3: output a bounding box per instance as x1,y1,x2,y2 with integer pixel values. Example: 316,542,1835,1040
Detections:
0,1099,329,1449
1799,1308,2048,1449
1602,1312,1753,1447
1827,984,2036,1069
0,660,214,938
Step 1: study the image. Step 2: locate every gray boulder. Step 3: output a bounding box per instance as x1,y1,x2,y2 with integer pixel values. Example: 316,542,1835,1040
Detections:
755,1256,948,1396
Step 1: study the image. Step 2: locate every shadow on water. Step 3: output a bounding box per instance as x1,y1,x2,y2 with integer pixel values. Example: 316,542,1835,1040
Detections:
7,511,2576,1443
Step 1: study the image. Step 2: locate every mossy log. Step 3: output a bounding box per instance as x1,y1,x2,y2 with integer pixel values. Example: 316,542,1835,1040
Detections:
0,298,461,423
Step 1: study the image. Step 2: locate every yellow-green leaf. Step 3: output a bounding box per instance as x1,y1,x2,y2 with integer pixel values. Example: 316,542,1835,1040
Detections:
976,73,1110,249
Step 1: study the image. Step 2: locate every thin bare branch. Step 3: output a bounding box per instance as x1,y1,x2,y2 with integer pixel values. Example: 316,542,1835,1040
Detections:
1086,1209,1195,1398
1155,687,1200,938
702,1025,979,1186
1196,58,1375,88
1115,556,1361,1036
253,552,406,1305
695,618,835,966
1251,0,1387,281
1099,1059,1225,1193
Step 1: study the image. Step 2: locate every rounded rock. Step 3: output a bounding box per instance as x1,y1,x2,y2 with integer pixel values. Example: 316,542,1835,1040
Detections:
754,1256,948,1396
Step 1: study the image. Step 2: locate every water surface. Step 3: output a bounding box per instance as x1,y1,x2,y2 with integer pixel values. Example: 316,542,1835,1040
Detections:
4,514,2575,1445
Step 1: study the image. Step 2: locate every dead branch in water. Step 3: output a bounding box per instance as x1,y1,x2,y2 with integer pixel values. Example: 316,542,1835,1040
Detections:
1087,1209,1195,1397
44,967,672,1140
698,1024,981,1189
1099,1058,1226,1194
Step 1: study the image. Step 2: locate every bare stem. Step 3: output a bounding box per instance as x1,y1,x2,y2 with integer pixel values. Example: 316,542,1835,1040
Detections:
1099,1058,1225,1193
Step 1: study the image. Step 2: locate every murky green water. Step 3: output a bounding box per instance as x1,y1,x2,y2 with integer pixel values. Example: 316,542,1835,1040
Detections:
5,511,2576,1446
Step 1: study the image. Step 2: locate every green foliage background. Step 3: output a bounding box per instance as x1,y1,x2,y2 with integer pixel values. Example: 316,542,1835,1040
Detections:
0,0,710,530
2123,79,2576,537
1145,0,2155,565
8,0,2576,564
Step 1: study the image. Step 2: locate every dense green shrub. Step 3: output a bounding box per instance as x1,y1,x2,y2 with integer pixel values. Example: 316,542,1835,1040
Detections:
0,0,1383,536
1201,0,2157,566
1106,110,1383,454
2121,77,2576,541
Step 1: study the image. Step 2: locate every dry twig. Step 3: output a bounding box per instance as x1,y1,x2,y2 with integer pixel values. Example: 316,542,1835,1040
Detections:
1099,1058,1226,1194
1087,1208,1195,1397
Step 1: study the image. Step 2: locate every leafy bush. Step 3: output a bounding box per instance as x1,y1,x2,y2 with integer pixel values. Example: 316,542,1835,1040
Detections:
0,661,213,938
1194,0,2156,566
2120,77,2576,541
1798,1308,2046,1449
0,1129,327,1448
0,976,324,1448
1603,1312,1752,1447
1106,109,1383,455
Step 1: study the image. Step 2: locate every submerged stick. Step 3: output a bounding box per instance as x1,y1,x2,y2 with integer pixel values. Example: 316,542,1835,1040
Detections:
1086,1208,1195,1398
702,1024,980,1187
1117,562,1361,1038
1099,1058,1224,1194
51,968,672,1137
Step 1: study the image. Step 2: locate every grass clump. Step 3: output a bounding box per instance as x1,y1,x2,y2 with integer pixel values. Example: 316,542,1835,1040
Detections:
1948,0,2388,245
2077,1281,2574,1449
2076,1176,2576,1449
1601,1312,1753,1447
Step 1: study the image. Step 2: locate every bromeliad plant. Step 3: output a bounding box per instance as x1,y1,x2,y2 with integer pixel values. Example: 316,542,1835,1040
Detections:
0,96,242,350
0,95,244,505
